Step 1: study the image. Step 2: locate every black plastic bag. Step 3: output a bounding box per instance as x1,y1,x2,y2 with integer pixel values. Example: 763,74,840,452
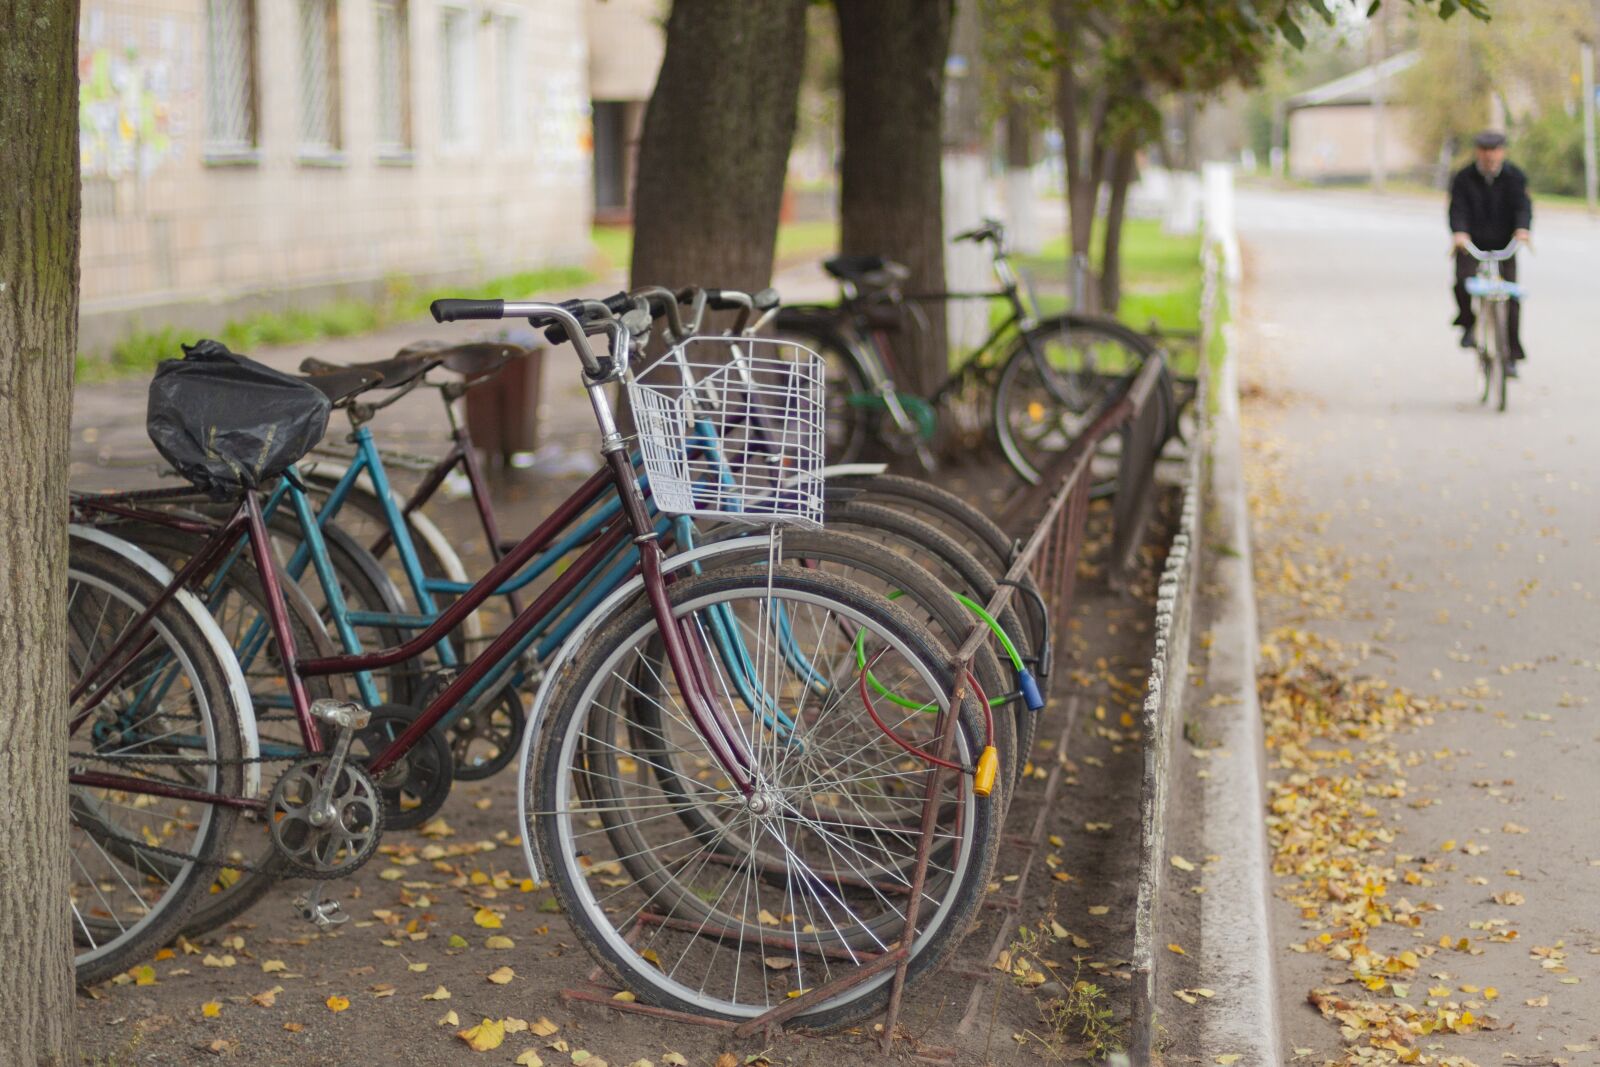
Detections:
147,340,331,498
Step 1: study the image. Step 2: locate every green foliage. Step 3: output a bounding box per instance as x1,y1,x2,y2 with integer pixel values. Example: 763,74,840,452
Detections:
1406,0,1591,169
1516,107,1587,198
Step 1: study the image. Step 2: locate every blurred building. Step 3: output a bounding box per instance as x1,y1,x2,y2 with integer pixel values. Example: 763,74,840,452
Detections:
77,0,664,353
1284,51,1427,183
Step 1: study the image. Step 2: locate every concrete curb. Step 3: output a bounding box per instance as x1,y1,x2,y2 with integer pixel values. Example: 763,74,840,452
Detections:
1184,285,1284,1066
1129,442,1202,1063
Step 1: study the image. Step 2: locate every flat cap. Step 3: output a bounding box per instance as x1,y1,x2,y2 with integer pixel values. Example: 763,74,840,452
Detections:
1473,130,1507,149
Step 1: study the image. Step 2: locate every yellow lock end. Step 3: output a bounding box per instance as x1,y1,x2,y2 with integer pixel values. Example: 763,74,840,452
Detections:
973,745,1000,797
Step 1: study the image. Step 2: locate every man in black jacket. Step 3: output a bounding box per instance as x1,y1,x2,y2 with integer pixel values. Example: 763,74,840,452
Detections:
1449,130,1532,370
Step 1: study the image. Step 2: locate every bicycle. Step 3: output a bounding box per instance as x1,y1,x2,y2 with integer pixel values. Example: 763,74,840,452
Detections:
64,296,1002,1028
775,218,1157,484
1461,238,1522,413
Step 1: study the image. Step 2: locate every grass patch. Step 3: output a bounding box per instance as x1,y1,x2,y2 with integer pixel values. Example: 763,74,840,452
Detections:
79,262,597,382
1017,217,1203,335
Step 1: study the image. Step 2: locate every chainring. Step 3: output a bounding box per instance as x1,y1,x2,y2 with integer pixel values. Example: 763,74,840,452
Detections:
446,683,527,781
269,755,384,879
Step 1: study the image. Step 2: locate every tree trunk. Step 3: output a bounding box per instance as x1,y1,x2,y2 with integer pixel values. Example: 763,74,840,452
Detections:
1051,1,1106,311
0,2,81,1065
836,0,954,396
1099,138,1138,314
629,0,809,295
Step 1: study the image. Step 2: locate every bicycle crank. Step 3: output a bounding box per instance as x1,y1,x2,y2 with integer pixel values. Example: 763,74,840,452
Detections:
269,701,384,878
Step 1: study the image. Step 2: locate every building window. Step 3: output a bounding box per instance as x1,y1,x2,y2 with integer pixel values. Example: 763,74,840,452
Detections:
204,0,258,157
375,0,411,155
297,0,341,155
440,7,475,148
495,13,526,146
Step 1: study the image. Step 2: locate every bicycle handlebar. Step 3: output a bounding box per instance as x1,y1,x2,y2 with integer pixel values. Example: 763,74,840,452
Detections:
430,298,618,379
1462,238,1520,261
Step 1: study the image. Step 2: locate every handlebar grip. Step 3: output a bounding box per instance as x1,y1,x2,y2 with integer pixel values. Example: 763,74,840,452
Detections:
601,290,635,316
750,287,780,311
704,288,749,311
431,298,505,323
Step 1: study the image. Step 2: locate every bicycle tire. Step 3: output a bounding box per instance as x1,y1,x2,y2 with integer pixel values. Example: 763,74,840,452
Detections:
993,314,1155,488
1492,302,1510,413
827,473,1052,709
67,539,244,984
822,500,1042,781
530,565,998,1030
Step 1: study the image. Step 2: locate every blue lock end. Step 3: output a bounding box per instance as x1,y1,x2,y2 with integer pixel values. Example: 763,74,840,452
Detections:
1019,669,1045,712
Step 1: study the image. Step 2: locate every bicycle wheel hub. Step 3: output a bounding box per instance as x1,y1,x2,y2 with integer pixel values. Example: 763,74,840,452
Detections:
269,755,383,879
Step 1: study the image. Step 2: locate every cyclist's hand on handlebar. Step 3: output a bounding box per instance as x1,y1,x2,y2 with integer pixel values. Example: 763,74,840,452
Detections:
1514,228,1532,251
1451,232,1470,253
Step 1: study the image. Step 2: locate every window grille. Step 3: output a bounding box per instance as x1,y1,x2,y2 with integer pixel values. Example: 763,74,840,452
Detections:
440,7,475,148
375,0,411,153
297,0,341,152
204,0,257,153
496,13,525,145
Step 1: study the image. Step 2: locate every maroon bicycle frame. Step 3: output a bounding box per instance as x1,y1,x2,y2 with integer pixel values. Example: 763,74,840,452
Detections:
69,447,760,813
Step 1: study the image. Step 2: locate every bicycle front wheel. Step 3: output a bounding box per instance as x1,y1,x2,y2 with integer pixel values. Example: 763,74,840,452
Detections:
530,566,997,1030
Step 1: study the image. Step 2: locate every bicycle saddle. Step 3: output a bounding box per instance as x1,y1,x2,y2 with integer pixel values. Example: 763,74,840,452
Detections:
298,348,444,390
822,255,911,289
297,366,385,407
426,339,531,380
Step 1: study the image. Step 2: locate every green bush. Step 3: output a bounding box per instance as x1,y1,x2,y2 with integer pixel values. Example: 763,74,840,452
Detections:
1516,108,1586,198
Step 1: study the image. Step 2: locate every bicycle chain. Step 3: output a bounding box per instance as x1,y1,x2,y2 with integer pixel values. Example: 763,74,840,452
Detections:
71,749,306,878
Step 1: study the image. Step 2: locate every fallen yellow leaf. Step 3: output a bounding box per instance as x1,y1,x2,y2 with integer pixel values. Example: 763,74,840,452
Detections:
325,994,350,1013
485,935,515,950
529,1017,559,1037
487,966,515,985
1170,855,1196,872
516,1053,545,1067
457,1018,506,1052
1167,943,1186,956
201,1001,222,1018
473,907,503,929
422,985,452,1001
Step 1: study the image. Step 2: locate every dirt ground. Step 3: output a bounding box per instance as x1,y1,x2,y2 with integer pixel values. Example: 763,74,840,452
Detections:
69,341,1180,1067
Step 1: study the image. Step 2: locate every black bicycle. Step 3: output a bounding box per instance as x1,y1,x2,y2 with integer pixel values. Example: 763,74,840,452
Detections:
774,218,1157,483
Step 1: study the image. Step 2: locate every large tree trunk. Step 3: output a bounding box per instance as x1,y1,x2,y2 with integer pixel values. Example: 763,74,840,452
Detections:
629,0,809,295
836,0,954,396
1099,137,1138,314
0,1,81,1065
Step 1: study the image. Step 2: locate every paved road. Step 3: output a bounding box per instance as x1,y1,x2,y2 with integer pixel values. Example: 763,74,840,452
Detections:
1236,185,1600,1062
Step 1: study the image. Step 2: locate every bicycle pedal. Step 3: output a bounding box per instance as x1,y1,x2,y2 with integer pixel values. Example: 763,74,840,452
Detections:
309,699,371,731
293,891,349,930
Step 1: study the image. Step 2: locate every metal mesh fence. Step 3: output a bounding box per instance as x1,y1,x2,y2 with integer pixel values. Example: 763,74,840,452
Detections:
374,0,410,151
296,0,339,151
204,0,256,151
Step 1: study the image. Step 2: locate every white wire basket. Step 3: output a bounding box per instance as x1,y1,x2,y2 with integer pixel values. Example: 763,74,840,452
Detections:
627,336,826,528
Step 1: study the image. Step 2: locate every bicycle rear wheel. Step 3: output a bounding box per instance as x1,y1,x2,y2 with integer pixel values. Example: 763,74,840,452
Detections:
67,538,245,984
530,566,997,1030
993,314,1154,489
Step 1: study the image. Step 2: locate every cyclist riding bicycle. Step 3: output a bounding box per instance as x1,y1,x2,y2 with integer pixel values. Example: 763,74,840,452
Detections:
1449,130,1532,374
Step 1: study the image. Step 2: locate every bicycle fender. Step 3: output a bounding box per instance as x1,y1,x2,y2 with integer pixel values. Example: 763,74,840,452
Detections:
514,532,777,886
68,524,263,799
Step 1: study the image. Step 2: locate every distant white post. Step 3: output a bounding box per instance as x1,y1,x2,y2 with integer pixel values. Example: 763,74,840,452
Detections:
1202,162,1240,282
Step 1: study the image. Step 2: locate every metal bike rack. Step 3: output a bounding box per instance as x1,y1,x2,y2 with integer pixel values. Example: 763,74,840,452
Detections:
561,354,1176,1050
